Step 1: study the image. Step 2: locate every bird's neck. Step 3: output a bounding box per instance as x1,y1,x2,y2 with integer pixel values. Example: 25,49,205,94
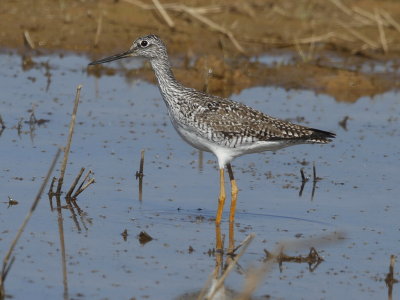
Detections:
150,56,183,105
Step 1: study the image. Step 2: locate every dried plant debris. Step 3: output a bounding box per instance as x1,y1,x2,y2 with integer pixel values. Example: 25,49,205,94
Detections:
264,247,324,272
138,231,153,245
6,196,19,207
339,115,351,131
121,229,129,241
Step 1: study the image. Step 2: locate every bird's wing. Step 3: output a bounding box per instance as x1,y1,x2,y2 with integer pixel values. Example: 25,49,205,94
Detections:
193,95,322,143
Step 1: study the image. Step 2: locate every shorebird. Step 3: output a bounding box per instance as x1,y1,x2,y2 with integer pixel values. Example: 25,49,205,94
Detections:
89,34,335,225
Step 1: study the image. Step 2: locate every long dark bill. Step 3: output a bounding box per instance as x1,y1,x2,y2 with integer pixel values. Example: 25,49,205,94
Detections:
88,49,133,65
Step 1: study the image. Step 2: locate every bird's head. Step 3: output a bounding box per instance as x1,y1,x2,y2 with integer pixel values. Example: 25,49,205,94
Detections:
88,34,166,65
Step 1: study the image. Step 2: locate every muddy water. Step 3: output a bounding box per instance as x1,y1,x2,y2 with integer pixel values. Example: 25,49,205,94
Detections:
0,52,399,299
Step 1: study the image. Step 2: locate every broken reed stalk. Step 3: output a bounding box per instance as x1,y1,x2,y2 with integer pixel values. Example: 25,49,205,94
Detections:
152,0,175,28
380,9,400,34
136,150,145,180
66,167,85,199
375,8,388,53
23,30,35,49
72,178,95,199
94,12,103,48
1,149,61,286
56,85,83,195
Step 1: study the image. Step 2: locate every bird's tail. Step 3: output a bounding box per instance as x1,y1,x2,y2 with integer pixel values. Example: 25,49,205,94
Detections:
308,128,336,143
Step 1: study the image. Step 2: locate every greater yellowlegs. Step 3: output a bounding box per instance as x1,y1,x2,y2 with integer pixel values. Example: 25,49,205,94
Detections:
89,34,335,225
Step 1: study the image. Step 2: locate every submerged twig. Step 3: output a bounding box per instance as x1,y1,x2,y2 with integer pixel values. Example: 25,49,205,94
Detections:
1,149,61,287
56,85,82,195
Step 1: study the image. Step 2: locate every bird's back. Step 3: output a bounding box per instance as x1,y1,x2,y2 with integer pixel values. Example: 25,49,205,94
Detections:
170,89,335,150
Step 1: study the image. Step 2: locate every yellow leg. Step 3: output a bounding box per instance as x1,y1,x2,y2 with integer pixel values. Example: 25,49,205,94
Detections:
214,224,223,278
228,220,235,253
215,168,226,225
226,163,238,223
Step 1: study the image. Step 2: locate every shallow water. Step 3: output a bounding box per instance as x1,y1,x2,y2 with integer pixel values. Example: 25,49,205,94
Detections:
0,52,399,299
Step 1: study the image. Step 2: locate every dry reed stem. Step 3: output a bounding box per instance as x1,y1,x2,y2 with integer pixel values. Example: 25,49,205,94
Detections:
74,169,92,194
56,85,82,195
66,167,85,199
123,0,244,53
375,9,388,53
1,149,61,286
352,6,389,27
94,12,103,48
152,0,175,28
123,0,222,14
243,32,345,47
181,5,244,53
72,178,95,199
235,231,345,300
380,9,400,34
337,20,379,49
23,30,35,49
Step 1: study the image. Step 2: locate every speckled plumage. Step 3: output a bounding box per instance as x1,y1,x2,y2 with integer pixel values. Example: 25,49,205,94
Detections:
90,34,335,168
89,34,336,224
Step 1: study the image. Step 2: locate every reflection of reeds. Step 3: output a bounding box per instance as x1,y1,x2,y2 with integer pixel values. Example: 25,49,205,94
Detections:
264,246,324,272
0,115,5,137
55,195,69,300
236,232,345,300
0,149,61,297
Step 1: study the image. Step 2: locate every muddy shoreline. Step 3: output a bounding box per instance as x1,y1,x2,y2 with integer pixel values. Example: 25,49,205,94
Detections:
3,0,400,101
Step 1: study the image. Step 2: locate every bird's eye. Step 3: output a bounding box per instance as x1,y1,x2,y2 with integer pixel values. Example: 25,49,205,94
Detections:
141,40,148,47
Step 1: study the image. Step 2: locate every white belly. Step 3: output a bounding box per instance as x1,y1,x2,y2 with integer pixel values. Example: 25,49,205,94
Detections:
171,118,291,168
